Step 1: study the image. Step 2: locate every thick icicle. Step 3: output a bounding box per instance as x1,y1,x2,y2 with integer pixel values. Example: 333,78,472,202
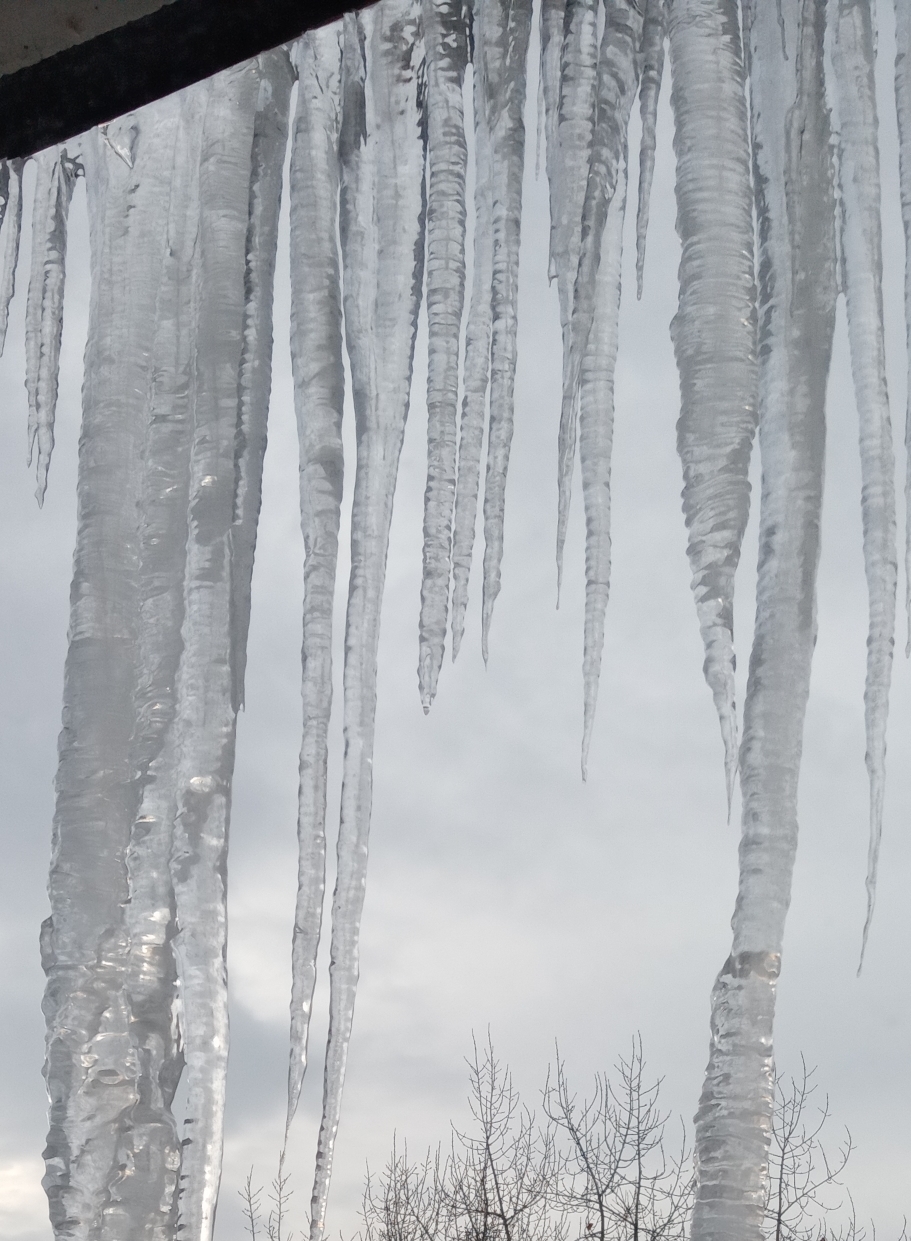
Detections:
896,0,911,650
286,23,346,1132
691,3,837,1238
25,146,80,506
418,0,470,709
579,157,627,780
556,0,643,601
540,0,567,280
169,53,293,1241
636,0,668,298
552,0,600,597
480,0,533,660
42,114,180,1241
668,0,757,812
450,31,494,661
310,5,427,1236
831,0,896,960
0,158,24,355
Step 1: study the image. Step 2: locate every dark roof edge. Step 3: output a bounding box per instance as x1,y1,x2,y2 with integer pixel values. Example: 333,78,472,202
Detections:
0,0,366,160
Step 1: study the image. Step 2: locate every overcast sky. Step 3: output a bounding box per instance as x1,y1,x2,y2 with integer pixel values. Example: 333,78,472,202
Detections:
2,8,911,1241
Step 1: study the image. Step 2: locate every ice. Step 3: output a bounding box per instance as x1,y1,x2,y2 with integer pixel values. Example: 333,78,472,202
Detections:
896,0,911,650
450,26,494,663
635,0,667,299
831,0,896,962
479,0,533,661
286,22,346,1132
690,2,837,1238
551,0,600,595
0,158,24,354
579,154,626,780
25,146,80,506
309,5,427,1236
167,53,293,1241
539,0,567,280
418,0,470,709
556,0,643,608
42,111,182,1241
668,0,757,811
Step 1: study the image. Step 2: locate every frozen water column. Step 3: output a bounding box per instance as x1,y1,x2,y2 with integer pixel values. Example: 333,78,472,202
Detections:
689,1,837,1238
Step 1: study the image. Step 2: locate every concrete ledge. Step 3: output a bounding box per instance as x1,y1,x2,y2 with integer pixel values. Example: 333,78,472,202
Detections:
0,0,363,160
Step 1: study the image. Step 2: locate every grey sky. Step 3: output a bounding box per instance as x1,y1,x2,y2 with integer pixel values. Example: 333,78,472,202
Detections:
1,7,910,1239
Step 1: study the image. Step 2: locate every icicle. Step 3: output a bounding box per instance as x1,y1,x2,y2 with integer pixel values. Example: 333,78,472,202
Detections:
691,2,837,1238
0,158,24,355
169,53,293,1241
418,0,470,709
556,0,643,607
831,0,896,964
668,0,757,814
109,93,197,1241
636,0,668,298
552,0,600,599
450,28,494,662
25,146,80,506
310,5,427,1236
42,114,179,1241
540,0,568,281
896,0,911,652
579,156,627,780
480,0,533,661
286,23,346,1133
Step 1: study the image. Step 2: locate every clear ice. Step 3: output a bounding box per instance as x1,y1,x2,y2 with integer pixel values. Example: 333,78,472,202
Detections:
0,0,901,1236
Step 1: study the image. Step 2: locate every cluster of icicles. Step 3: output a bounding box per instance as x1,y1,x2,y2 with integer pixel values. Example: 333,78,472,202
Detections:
0,0,908,1237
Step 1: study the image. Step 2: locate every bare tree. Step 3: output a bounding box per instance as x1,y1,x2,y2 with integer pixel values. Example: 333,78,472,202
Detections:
362,1141,446,1241
543,1036,692,1241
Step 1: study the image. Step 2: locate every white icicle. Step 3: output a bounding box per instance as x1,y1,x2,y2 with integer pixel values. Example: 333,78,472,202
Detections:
480,0,533,661
552,0,600,596
579,156,627,780
896,0,911,652
311,5,427,1236
42,114,178,1241
286,23,346,1132
418,0,470,709
691,2,837,1238
168,53,293,1241
668,0,757,813
556,0,643,608
635,0,668,298
450,31,494,662
0,158,24,355
25,146,80,506
831,0,896,963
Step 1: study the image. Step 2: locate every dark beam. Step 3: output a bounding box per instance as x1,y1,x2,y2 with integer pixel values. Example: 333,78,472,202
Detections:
0,0,367,161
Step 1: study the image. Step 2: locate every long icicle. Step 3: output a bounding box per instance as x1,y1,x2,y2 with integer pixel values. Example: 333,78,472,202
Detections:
450,14,494,662
418,0,469,709
110,93,198,1240
0,157,24,355
286,22,346,1132
551,0,600,600
169,53,293,1241
579,154,627,780
311,5,427,1235
41,115,178,1241
556,0,643,598
668,0,757,813
895,0,911,651
480,0,533,661
25,145,80,506
691,2,837,1237
831,0,896,963
635,0,668,299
